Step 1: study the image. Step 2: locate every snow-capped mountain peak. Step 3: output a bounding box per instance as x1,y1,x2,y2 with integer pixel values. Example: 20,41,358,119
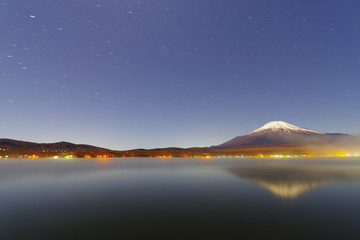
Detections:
249,121,325,135
215,120,351,149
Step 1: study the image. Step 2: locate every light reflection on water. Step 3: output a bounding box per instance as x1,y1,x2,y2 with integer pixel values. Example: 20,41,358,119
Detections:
228,165,360,198
1,158,360,240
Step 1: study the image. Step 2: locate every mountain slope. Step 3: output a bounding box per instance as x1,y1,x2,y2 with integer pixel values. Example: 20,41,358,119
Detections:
0,138,112,157
216,121,351,148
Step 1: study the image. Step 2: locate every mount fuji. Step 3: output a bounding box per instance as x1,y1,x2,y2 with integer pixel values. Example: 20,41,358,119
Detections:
216,121,350,149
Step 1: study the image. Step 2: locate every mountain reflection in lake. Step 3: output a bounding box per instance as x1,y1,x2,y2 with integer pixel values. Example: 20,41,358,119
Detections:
1,158,360,240
228,165,360,199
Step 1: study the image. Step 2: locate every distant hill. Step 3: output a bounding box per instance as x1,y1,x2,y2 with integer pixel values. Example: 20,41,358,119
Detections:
0,139,114,157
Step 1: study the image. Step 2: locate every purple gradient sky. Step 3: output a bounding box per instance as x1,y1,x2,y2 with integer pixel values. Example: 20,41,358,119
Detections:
1,0,360,150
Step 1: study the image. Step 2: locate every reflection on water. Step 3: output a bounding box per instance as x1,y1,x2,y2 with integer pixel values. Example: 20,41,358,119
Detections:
228,165,360,199
251,179,323,198
1,158,360,240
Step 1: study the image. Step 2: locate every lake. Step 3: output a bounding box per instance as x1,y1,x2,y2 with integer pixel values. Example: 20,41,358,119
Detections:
1,157,360,240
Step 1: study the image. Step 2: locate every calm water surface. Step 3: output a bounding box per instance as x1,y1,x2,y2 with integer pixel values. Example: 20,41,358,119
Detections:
1,157,360,240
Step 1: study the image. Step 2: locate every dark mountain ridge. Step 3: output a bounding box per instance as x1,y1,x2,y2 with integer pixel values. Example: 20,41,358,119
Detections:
0,138,112,157
1,121,358,157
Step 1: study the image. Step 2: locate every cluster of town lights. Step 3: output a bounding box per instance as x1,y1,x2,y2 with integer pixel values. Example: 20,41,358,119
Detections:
0,153,359,159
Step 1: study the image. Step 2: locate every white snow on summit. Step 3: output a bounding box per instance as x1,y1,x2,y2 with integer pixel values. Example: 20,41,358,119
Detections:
249,121,325,135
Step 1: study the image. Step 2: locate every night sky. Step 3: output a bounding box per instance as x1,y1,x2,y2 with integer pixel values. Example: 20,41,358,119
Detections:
1,0,360,150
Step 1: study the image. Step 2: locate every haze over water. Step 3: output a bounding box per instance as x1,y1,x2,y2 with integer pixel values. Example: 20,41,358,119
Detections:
1,157,360,240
